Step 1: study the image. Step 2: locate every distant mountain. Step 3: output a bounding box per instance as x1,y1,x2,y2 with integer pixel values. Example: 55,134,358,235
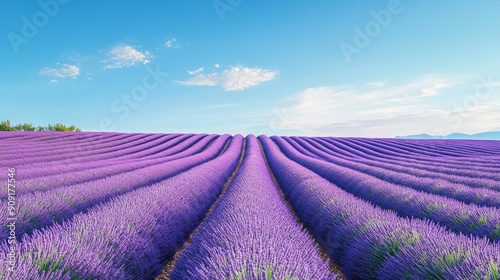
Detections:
396,131,500,140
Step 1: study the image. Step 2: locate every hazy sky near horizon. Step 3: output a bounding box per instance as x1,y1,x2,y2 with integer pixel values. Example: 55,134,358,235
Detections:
1,0,500,137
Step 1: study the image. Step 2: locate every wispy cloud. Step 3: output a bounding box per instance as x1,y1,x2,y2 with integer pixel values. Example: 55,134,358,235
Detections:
165,37,180,49
187,67,204,75
103,45,152,69
390,78,457,101
204,103,240,109
367,81,388,87
272,75,487,137
179,72,219,87
38,64,80,79
177,103,240,113
177,65,278,91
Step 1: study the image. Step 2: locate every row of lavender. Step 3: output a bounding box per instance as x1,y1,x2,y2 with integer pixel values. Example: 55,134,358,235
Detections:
0,132,499,279
167,135,499,279
313,137,500,186
169,135,334,279
0,135,243,279
0,134,338,279
276,137,500,242
0,134,230,240
0,134,216,198
1,133,230,278
1,133,334,279
260,136,499,279
292,137,500,207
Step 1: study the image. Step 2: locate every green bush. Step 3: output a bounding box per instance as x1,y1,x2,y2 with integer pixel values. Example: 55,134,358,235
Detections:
0,120,81,132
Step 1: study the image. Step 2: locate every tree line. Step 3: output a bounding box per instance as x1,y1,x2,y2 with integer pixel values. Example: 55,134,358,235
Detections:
0,120,81,132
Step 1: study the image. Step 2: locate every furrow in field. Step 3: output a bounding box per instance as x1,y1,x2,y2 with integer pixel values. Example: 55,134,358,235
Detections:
381,138,500,155
0,135,243,279
323,137,500,169
336,137,461,157
323,138,500,180
258,138,346,279
260,135,500,280
0,134,217,199
0,135,231,241
0,132,112,148
272,136,500,242
0,133,119,153
155,137,247,280
167,135,336,280
0,133,139,161
10,134,183,180
0,133,152,165
7,133,188,177
5,134,181,179
334,137,500,173
0,132,124,151
389,138,500,155
19,134,193,177
293,137,500,206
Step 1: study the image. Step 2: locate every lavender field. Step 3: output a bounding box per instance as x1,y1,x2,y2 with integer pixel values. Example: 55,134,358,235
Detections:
1,132,499,280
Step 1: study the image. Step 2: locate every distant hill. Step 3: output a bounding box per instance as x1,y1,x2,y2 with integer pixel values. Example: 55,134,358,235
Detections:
396,131,500,140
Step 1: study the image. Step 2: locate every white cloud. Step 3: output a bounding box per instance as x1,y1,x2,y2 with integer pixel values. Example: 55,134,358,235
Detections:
165,37,180,49
214,64,220,68
38,64,80,79
179,72,220,87
177,66,278,91
103,45,152,69
187,67,204,75
391,79,457,101
367,81,388,86
179,103,240,113
221,67,278,91
205,103,239,109
272,75,497,137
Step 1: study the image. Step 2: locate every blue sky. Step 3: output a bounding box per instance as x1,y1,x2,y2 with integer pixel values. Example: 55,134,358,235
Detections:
1,0,500,137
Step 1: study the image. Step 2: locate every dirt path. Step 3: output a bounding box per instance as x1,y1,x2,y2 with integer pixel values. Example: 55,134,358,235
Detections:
258,139,347,280
155,138,247,280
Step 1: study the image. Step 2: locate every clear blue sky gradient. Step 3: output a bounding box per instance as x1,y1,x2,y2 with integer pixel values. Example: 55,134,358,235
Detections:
1,0,500,137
